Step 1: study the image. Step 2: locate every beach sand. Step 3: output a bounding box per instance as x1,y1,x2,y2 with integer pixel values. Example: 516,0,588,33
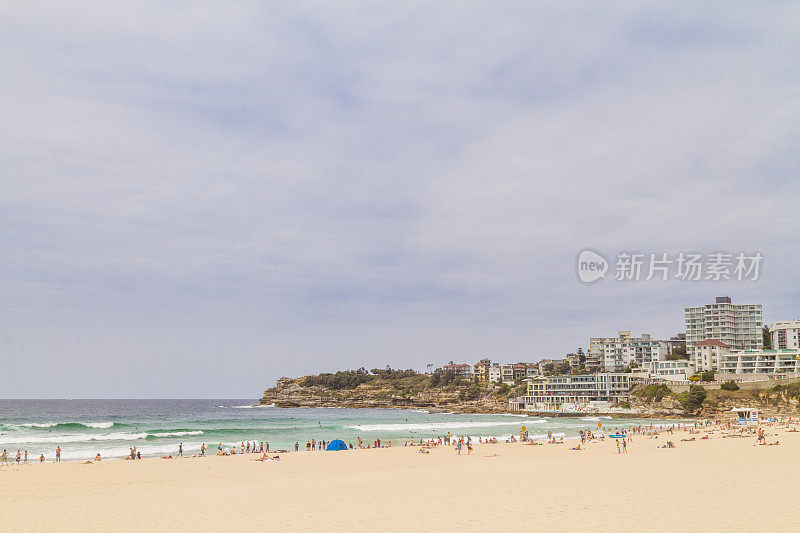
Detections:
2,425,799,531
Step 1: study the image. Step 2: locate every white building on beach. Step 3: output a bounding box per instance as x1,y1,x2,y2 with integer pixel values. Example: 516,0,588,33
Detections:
513,373,630,410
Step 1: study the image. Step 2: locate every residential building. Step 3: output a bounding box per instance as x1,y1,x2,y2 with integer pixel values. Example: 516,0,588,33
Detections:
488,363,501,383
525,366,539,379
442,362,472,380
589,331,669,372
770,321,800,350
473,358,491,382
500,364,515,383
515,373,630,410
690,339,731,372
512,363,528,381
644,360,691,381
685,296,762,351
719,349,800,374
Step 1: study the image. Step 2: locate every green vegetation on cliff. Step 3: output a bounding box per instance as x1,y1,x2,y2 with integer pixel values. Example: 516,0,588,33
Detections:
261,367,517,412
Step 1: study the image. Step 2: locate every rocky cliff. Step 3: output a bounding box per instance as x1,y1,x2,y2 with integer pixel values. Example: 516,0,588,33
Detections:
259,373,522,413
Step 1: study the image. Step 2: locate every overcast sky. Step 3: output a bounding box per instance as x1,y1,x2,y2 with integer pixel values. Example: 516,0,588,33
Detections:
2,2,799,398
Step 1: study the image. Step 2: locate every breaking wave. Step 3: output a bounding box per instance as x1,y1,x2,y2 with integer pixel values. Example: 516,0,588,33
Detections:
348,421,527,432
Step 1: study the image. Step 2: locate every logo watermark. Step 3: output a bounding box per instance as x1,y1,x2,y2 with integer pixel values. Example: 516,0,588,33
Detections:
577,250,762,283
577,250,608,283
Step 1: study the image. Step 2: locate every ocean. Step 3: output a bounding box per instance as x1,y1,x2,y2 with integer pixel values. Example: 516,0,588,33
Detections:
0,399,679,461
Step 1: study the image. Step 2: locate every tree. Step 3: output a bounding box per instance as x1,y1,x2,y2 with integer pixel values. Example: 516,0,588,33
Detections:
763,326,772,349
577,348,587,370
676,384,707,413
720,380,739,391
557,361,571,375
700,370,715,382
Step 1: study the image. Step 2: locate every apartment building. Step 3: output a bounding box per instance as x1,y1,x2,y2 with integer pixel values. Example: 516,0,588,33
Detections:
645,360,691,381
770,321,800,350
442,362,472,380
488,363,501,383
685,296,762,351
473,358,491,382
719,349,800,375
589,331,669,372
516,373,630,409
690,339,731,371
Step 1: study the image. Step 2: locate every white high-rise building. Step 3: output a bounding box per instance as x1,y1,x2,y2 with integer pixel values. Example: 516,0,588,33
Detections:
770,321,800,350
685,296,762,351
589,331,669,372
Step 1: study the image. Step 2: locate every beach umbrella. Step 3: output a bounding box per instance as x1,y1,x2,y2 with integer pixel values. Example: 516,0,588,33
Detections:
326,439,347,451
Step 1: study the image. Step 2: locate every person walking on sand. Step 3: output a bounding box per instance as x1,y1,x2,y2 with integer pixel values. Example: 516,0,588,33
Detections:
16,450,21,464
456,440,462,455
56,446,61,462
616,440,620,454
24,450,28,463
622,439,627,454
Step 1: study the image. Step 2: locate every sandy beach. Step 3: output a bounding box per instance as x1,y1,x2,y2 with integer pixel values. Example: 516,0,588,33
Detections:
2,423,799,532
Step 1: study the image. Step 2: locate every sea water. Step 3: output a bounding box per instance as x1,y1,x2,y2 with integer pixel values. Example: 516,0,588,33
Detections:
0,399,683,461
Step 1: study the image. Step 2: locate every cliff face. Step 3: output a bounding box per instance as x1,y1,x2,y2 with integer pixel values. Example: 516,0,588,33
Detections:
260,376,519,413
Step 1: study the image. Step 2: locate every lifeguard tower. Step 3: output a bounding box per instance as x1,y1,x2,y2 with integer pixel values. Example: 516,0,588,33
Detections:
730,408,759,426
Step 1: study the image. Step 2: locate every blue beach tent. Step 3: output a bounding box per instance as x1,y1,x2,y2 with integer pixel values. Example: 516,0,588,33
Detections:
326,439,347,451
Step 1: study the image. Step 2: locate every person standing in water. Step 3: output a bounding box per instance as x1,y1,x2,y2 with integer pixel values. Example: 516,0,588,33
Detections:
55,446,61,462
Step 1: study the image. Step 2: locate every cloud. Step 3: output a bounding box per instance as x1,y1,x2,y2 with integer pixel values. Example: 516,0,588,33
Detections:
1,2,799,397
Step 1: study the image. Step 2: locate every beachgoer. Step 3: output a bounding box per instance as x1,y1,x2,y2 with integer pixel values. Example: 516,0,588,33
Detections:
56,446,61,462
39,454,45,463
178,443,183,457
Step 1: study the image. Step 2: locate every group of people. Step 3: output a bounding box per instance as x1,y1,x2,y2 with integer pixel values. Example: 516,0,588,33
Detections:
212,441,274,457
1,449,48,464
1,447,58,465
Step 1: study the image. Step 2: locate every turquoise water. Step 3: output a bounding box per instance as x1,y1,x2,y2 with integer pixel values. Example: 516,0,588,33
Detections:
0,399,681,461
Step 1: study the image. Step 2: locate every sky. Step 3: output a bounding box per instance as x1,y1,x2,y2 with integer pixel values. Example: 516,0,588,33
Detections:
1,2,799,398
